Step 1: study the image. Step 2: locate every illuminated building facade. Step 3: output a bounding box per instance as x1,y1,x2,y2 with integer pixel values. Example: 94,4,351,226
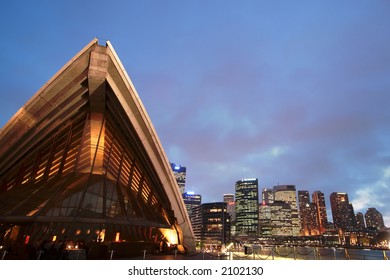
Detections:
192,203,230,248
298,190,319,236
262,188,274,204
189,205,202,244
330,192,357,231
356,212,365,230
365,208,384,230
258,204,272,236
223,194,235,238
259,188,274,236
223,194,235,221
270,201,292,236
183,192,202,213
235,178,259,236
273,185,300,236
170,163,186,194
312,191,328,234
298,190,310,234
182,192,201,244
0,39,195,259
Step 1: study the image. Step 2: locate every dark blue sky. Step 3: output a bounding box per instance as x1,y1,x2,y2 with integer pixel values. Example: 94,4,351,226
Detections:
1,0,390,225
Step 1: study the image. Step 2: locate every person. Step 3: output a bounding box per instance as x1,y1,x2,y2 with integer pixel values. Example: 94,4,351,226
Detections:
159,239,164,254
162,238,168,254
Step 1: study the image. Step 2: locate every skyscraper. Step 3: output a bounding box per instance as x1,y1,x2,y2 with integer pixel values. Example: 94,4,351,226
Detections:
223,194,235,239
273,185,300,236
259,188,272,236
365,207,385,230
182,192,202,216
258,203,272,236
189,205,202,245
270,201,293,236
298,190,319,236
235,178,259,237
312,191,328,234
261,188,274,205
192,202,231,248
330,192,357,231
223,194,235,222
298,190,309,235
170,163,186,194
356,212,366,230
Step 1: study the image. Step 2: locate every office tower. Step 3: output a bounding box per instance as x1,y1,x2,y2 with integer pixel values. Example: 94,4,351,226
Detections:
307,203,320,235
262,188,274,205
223,194,235,221
270,201,293,236
298,190,310,235
183,191,202,218
348,203,357,229
259,203,272,236
170,163,186,194
356,212,366,230
0,39,195,257
312,191,328,234
235,178,259,236
365,208,385,230
298,190,319,236
273,185,300,236
192,202,231,248
190,205,202,245
330,192,357,231
223,194,235,238
298,190,310,234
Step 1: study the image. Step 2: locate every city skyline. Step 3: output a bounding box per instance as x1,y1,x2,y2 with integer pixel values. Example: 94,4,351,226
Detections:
183,177,387,247
1,1,390,226
187,177,388,228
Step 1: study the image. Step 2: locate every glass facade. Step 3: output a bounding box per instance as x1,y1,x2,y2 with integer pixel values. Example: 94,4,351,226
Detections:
235,179,259,236
182,192,202,219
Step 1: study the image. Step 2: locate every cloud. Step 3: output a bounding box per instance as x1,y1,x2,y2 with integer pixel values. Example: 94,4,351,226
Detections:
352,188,384,211
351,166,390,226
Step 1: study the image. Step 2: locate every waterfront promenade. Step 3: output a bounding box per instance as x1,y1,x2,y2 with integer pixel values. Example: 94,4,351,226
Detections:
2,244,388,260
126,246,390,261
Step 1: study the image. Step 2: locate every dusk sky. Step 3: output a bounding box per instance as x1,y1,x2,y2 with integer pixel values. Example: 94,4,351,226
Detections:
1,1,390,225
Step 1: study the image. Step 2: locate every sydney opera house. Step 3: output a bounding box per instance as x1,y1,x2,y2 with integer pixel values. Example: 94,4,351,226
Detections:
0,39,195,259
